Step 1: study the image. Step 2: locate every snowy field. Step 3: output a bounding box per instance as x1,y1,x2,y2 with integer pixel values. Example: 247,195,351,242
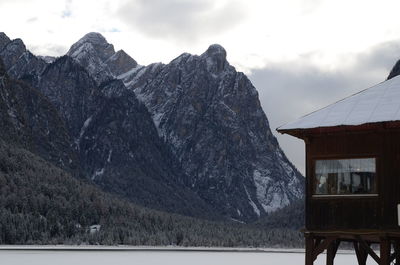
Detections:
0,247,376,265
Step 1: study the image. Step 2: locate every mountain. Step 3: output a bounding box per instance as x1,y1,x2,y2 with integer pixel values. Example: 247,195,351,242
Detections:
66,32,138,83
37,56,219,219
68,33,304,222
0,35,218,220
0,33,46,88
0,53,302,246
0,31,304,223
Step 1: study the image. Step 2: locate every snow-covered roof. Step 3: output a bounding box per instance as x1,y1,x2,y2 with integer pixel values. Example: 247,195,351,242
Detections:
278,74,400,132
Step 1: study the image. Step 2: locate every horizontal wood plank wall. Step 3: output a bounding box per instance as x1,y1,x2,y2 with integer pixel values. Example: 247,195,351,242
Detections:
305,130,400,230
383,131,400,228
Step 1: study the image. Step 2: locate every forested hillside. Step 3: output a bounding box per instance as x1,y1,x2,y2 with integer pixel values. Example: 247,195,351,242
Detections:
255,198,304,230
0,140,303,247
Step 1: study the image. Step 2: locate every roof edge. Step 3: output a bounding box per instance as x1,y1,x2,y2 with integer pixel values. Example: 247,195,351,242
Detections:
277,120,400,139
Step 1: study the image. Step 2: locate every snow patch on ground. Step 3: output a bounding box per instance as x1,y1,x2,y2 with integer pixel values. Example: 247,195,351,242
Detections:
152,112,164,130
244,185,260,216
0,249,372,265
263,192,289,213
107,149,112,163
75,116,93,147
81,116,93,136
253,168,290,213
92,168,104,180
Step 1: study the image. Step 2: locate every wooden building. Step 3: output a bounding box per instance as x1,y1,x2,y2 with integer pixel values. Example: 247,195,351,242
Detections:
277,75,400,265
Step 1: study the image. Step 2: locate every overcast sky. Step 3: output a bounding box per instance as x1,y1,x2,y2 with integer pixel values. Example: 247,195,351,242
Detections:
2,0,400,174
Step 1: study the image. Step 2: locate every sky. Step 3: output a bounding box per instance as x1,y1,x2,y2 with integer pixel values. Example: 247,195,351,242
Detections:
2,0,400,174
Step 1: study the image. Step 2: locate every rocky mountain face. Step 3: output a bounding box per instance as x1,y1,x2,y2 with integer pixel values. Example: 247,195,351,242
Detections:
66,32,138,84
120,45,303,221
0,33,46,88
0,32,304,222
0,33,218,220
0,57,78,174
388,59,400,80
68,33,304,222
42,58,220,219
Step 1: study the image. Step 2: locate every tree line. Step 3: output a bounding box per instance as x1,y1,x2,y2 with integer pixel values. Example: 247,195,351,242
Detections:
0,139,303,247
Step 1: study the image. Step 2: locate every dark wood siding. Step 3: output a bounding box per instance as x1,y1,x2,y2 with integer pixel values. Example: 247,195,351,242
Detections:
305,129,400,230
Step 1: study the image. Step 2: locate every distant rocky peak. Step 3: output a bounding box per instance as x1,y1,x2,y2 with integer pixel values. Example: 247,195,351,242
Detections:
106,49,138,76
0,32,10,40
66,32,142,84
5,39,26,54
170,52,192,65
203,44,227,59
201,44,227,73
0,39,30,73
67,32,115,62
0,32,11,51
44,55,86,76
387,59,400,80
79,32,108,45
115,49,135,61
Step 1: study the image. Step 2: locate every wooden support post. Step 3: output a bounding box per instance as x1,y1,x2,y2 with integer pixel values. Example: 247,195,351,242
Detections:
354,241,368,265
327,239,339,265
355,235,380,264
380,237,390,265
305,234,314,265
394,240,400,265
313,237,336,261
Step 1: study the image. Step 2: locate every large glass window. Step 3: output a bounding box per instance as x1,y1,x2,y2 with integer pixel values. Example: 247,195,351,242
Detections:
314,158,376,195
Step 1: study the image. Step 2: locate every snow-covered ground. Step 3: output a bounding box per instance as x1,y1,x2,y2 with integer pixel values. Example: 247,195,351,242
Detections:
0,248,375,265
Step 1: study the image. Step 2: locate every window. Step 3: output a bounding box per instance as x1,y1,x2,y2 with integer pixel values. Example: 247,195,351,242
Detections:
314,158,376,195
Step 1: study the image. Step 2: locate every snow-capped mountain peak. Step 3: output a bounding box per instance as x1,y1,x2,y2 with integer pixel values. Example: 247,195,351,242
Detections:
67,32,139,84
68,32,115,60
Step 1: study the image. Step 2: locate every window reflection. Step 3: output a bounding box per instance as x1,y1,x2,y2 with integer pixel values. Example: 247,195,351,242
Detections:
314,158,376,195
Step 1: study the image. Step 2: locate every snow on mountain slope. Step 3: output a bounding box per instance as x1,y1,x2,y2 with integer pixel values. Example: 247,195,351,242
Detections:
118,42,305,221
67,32,138,84
52,32,304,222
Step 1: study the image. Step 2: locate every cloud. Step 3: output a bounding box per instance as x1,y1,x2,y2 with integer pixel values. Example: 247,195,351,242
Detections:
29,43,68,57
26,17,38,23
61,0,72,18
0,0,28,6
248,40,400,174
116,0,246,43
299,0,325,14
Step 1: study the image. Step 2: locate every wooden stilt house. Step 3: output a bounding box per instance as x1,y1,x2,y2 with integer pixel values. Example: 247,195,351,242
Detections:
277,75,400,265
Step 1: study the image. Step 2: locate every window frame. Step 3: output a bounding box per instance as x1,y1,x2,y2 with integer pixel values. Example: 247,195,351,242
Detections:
310,156,379,199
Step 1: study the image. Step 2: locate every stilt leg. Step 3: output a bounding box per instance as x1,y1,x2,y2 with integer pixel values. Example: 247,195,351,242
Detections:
380,237,390,265
354,241,368,265
305,234,314,265
327,240,339,265
394,240,400,265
